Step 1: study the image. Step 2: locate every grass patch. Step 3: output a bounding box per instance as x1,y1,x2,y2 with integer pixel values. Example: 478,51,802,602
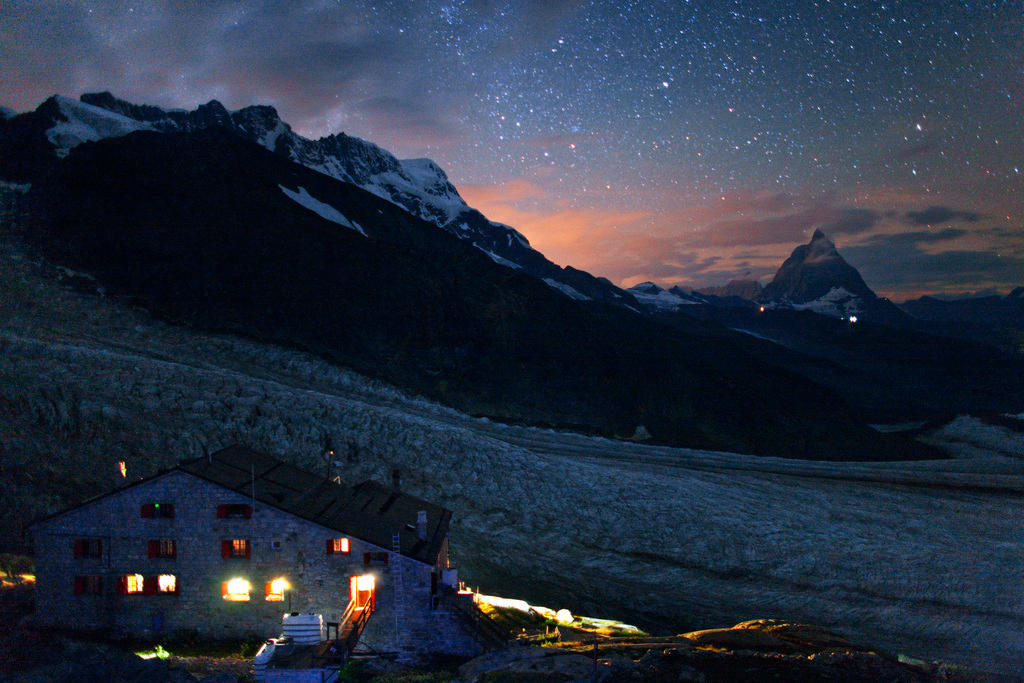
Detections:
476,602,548,635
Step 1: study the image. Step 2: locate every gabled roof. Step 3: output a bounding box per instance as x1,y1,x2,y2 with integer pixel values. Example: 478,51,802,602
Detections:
182,445,451,565
37,445,451,566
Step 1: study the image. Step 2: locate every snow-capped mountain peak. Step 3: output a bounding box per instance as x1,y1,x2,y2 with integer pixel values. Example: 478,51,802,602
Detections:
45,95,152,157
626,281,706,311
1,91,629,305
805,228,841,264
760,230,907,324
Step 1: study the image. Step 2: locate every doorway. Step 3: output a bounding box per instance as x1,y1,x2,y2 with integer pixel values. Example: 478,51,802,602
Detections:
349,574,375,611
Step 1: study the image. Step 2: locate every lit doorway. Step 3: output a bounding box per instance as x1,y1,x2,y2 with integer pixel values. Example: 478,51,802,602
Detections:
349,574,375,611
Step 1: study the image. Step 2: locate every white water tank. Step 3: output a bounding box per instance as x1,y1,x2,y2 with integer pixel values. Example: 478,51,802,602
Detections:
282,612,323,644
253,639,276,682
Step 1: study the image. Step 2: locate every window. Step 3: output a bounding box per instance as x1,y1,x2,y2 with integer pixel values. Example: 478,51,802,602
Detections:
73,538,102,558
147,539,177,559
120,573,144,594
326,537,349,554
265,577,289,601
157,574,178,594
363,551,388,566
216,504,252,519
73,576,103,595
222,577,250,601
140,503,175,518
221,539,251,559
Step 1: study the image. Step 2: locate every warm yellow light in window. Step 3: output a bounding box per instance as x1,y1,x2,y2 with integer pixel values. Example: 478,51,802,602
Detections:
126,573,144,593
355,574,374,592
266,577,289,601
223,577,250,601
333,537,350,553
158,574,176,593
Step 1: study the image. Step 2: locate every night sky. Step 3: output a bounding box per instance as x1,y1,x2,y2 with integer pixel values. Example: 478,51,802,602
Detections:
3,1,1022,299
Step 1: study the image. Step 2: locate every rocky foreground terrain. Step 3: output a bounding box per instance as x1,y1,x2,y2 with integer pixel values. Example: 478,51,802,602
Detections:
2,201,1023,675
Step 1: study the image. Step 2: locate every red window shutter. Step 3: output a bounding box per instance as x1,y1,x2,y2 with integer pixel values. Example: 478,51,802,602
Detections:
383,553,389,565
73,539,84,557
169,540,177,559
243,505,252,519
326,538,334,555
221,581,229,597
221,540,231,559
118,576,128,594
244,540,251,558
165,504,175,518
143,576,157,596
217,505,227,518
148,540,159,558
74,576,85,595
363,552,370,565
141,504,154,518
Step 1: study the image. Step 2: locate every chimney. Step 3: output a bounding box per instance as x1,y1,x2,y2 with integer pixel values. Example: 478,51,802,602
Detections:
391,468,401,491
417,510,427,541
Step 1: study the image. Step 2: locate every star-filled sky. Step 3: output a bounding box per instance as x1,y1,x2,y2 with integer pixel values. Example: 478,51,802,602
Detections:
3,0,1022,299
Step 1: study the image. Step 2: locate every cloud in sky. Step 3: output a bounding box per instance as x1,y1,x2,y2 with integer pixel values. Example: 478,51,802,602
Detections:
904,206,983,226
2,1,1020,298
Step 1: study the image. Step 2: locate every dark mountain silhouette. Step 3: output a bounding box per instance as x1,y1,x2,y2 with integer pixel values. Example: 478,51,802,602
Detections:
697,278,763,301
21,128,932,460
0,92,629,306
759,230,908,325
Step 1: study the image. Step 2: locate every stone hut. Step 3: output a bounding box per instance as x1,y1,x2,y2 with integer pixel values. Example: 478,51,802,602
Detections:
31,445,484,658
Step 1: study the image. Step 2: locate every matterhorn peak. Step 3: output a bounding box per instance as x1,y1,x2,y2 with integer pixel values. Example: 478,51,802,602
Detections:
806,229,840,264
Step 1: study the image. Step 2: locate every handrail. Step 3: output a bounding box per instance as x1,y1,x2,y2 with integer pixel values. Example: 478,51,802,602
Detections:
338,598,356,631
343,603,372,653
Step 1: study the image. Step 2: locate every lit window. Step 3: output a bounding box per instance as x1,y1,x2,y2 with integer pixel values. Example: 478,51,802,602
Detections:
157,574,177,593
125,573,144,594
327,537,349,554
222,577,250,601
265,577,289,601
221,539,251,559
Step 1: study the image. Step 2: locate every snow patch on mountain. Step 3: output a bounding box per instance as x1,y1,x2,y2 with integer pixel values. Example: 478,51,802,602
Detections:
483,250,521,269
789,287,862,318
921,415,1024,459
627,282,702,311
543,278,589,301
258,119,290,150
279,185,367,236
46,96,151,157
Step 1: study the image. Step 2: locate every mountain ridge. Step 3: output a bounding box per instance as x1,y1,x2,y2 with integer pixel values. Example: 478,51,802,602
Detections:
0,91,629,306
19,126,931,460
